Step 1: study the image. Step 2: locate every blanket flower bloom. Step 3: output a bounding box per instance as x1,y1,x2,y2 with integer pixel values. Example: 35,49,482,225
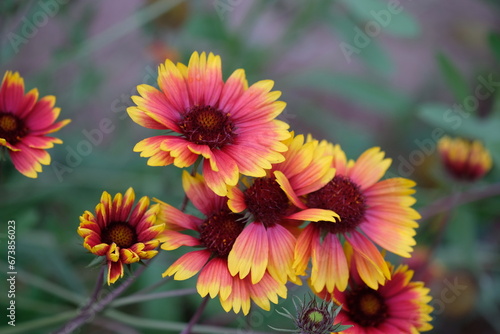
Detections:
318,251,433,334
127,51,290,196
157,172,286,315
227,133,339,285
437,135,492,181
77,188,164,284
294,143,420,293
0,71,70,177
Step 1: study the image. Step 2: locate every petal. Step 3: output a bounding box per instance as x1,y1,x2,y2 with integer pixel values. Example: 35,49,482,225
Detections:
9,143,50,178
348,147,392,190
161,136,199,168
155,198,201,231
286,208,339,222
182,171,226,216
157,58,191,111
162,249,211,280
346,232,390,289
133,136,175,166
120,248,140,264
107,261,124,285
200,149,239,196
197,258,232,300
160,231,201,250
227,186,247,213
293,223,319,276
228,222,269,284
220,276,250,315
274,170,306,209
266,224,297,284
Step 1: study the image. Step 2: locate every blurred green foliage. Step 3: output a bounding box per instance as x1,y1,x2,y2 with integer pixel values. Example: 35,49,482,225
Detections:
0,0,499,333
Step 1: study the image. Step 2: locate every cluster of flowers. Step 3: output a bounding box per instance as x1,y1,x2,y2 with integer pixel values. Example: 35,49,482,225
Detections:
1,51,490,333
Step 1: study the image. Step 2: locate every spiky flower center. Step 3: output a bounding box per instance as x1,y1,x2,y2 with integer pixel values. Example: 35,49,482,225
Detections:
0,112,28,145
346,287,388,327
179,105,235,149
306,175,367,234
102,222,138,248
199,209,245,257
302,309,329,331
244,178,290,227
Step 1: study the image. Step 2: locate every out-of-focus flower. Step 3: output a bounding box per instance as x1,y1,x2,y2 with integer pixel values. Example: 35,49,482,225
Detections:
270,295,352,334
437,136,492,181
147,40,180,65
146,0,189,30
227,133,339,285
157,172,286,315
77,188,164,285
294,143,420,293
0,71,70,178
128,51,290,196
318,252,433,334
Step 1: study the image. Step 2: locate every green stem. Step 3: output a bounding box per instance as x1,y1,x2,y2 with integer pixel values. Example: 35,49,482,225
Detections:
0,311,75,334
104,309,276,334
419,181,500,220
111,288,196,308
181,296,209,334
52,264,148,334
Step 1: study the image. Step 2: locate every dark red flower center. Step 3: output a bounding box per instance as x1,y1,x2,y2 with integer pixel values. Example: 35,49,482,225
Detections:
306,175,367,234
346,287,388,327
179,105,235,149
102,222,138,248
199,209,245,257
244,177,291,227
0,112,28,145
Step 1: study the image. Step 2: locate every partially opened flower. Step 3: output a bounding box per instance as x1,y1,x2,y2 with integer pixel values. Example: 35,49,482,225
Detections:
437,135,492,181
127,51,290,196
318,252,433,334
157,171,286,315
270,295,352,334
227,133,339,285
294,144,419,293
0,71,70,177
77,188,164,285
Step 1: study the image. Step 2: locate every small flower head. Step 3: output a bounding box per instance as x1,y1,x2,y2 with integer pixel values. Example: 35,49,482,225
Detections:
294,143,420,293
271,296,352,334
227,133,339,285
437,135,492,181
157,172,286,315
0,71,70,177
127,51,290,196
77,188,165,284
318,255,434,334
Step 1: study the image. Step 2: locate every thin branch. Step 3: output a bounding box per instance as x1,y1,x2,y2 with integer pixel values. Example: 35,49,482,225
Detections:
419,182,500,220
111,288,197,308
52,264,148,334
181,296,209,334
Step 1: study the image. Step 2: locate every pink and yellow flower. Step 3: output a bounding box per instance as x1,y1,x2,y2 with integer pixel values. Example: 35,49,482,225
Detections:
77,188,165,284
227,133,339,286
127,51,290,196
0,71,70,177
157,172,286,315
318,250,433,334
294,144,420,293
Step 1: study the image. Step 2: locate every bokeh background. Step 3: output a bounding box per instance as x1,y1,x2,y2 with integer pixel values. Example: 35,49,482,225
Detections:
1,0,500,333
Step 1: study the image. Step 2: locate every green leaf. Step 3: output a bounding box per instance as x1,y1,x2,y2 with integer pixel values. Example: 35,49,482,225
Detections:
329,11,394,74
338,0,420,37
488,31,500,62
436,52,470,104
290,71,410,114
